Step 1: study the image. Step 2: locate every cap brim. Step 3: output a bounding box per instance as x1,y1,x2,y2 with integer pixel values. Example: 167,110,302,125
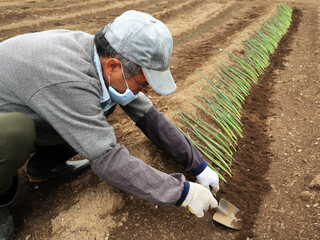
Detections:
142,67,176,95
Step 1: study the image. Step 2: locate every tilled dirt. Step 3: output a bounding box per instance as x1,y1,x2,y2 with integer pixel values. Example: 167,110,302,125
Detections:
1,0,319,239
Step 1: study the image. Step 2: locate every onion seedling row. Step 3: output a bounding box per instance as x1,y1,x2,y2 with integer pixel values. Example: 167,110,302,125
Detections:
177,3,293,180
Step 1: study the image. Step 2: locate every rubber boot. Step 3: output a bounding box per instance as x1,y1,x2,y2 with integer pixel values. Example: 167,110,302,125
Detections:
0,206,14,240
0,175,18,240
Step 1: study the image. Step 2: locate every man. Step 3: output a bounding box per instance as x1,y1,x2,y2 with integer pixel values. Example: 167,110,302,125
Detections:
0,10,219,239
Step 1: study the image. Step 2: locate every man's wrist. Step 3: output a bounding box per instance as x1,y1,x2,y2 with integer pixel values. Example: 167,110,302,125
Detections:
175,180,190,206
191,160,208,176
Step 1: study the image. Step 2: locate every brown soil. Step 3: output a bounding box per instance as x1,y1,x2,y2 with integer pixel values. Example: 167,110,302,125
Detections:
2,0,319,239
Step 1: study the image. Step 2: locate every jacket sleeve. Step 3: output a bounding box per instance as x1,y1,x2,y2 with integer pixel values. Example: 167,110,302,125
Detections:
135,106,208,175
120,92,154,122
120,91,207,175
90,144,189,206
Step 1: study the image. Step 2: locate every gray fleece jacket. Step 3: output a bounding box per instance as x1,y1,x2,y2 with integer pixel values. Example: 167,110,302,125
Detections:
0,30,206,206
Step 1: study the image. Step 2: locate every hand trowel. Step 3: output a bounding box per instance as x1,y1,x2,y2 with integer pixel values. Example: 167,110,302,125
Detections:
212,198,243,230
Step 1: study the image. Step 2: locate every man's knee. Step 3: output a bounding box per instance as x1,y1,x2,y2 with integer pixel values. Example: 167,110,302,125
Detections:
0,112,36,167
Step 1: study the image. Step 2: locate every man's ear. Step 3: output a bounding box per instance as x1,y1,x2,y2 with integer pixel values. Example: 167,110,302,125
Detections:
100,57,121,75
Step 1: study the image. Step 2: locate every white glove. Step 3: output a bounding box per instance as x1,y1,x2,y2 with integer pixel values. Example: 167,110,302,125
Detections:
182,182,218,218
196,166,220,193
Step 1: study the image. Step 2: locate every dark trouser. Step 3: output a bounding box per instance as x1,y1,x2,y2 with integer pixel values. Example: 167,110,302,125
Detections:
0,113,36,202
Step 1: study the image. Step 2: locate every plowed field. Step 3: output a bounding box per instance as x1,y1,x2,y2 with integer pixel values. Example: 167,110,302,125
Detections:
2,0,319,239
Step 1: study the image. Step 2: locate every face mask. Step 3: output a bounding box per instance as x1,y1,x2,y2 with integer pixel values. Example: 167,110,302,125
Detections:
108,65,139,106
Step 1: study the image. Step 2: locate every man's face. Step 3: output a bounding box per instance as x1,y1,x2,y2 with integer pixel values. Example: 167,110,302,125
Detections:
101,57,149,95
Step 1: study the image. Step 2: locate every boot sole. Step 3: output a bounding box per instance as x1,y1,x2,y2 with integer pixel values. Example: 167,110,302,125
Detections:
27,177,49,183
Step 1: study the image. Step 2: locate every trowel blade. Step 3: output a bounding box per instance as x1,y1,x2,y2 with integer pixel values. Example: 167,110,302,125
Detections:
213,198,243,230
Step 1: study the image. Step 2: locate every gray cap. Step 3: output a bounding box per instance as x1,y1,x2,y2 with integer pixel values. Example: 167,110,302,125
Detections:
103,10,176,95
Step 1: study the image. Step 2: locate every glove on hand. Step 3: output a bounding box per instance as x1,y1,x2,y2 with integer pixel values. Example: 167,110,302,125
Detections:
182,182,218,218
196,166,219,193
